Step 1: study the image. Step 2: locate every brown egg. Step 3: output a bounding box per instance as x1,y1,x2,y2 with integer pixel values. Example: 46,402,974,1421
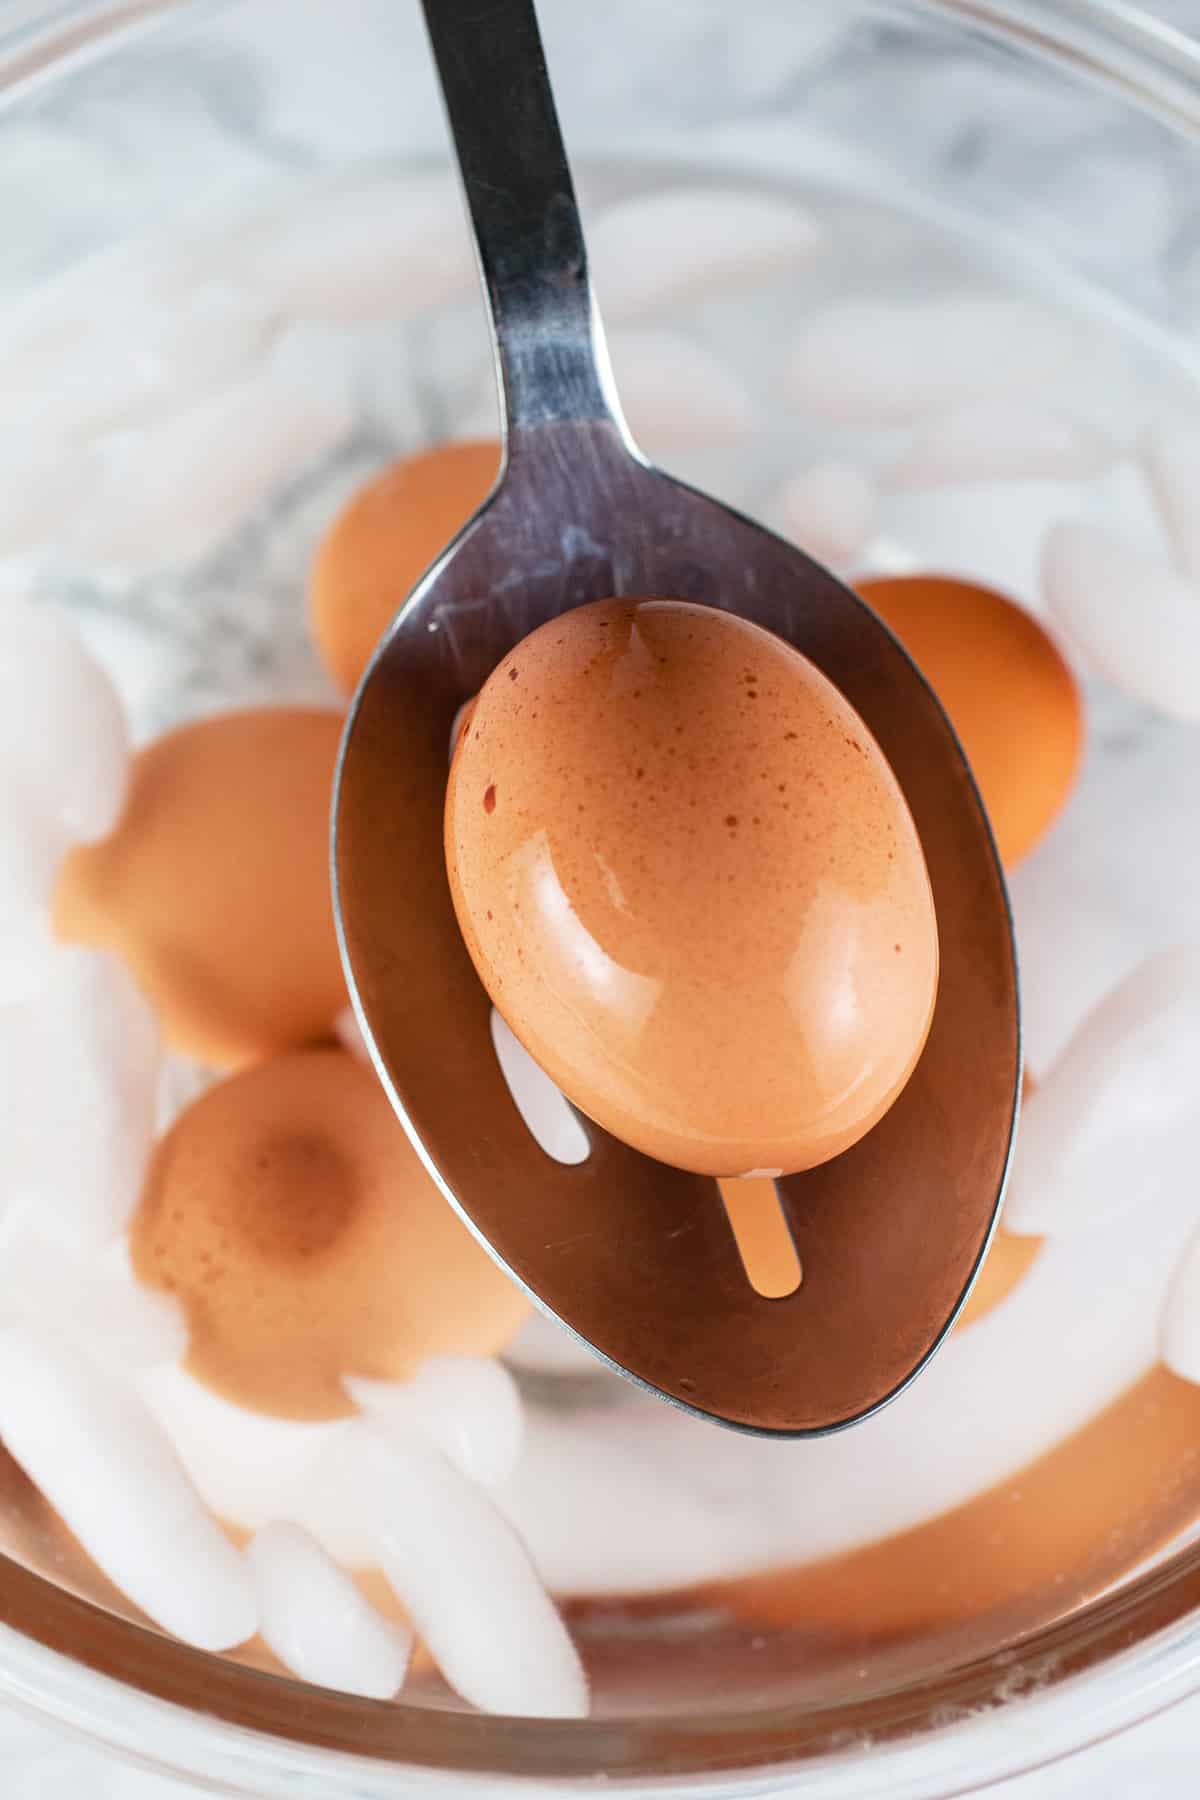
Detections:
695,1365,1200,1642
446,598,939,1179
310,440,501,694
955,1227,1040,1331
855,574,1084,867
55,708,346,1069
131,1049,530,1419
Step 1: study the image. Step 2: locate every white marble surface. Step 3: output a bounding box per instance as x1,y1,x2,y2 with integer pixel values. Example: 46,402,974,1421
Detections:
5,0,1200,1794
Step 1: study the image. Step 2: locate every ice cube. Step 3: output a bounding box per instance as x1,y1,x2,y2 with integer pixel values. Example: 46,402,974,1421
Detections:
76,1244,189,1374
1008,704,1200,1072
5,279,272,446
589,185,824,321
0,948,161,1251
769,462,875,567
788,295,1070,425
1004,950,1200,1237
886,402,1116,491
864,479,1092,612
1145,417,1200,581
248,171,475,323
0,440,94,558
138,1363,371,1567
0,1223,81,1330
248,1521,411,1699
0,1324,255,1650
492,1399,758,1594
0,782,67,1000
347,1354,524,1489
607,327,754,451
1091,459,1174,561
0,1226,185,1373
1043,523,1200,721
0,590,130,842
363,1427,588,1718
866,459,1169,615
71,362,354,573
409,301,495,437
66,608,182,748
271,318,423,450
11,233,214,337
1008,877,1144,1078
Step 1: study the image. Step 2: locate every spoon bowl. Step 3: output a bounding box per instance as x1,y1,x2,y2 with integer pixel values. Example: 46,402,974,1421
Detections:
332,0,1021,1436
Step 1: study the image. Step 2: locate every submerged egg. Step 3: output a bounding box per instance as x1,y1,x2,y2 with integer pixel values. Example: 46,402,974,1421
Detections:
55,707,346,1069
856,574,1083,866
446,598,938,1178
955,1229,1041,1331
310,439,500,694
130,1049,530,1419
957,1073,1042,1332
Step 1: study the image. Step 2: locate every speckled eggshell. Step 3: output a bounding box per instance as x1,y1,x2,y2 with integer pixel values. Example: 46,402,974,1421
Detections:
310,440,500,695
445,598,938,1178
131,1049,530,1419
55,707,347,1070
856,574,1084,867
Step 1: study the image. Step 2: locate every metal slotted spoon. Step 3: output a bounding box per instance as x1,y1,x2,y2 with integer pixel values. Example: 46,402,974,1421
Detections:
332,0,1021,1436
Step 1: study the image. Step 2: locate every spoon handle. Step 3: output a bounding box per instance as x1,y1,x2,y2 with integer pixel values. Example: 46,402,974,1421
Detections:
421,0,617,438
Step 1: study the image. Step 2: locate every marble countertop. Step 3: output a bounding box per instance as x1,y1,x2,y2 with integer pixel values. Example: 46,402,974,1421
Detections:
5,0,1200,1793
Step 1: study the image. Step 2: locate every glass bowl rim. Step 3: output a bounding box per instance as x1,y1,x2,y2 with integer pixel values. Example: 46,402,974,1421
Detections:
2,0,1200,1791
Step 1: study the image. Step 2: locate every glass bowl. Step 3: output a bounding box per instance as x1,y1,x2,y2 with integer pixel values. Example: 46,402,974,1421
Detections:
3,0,1200,1793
